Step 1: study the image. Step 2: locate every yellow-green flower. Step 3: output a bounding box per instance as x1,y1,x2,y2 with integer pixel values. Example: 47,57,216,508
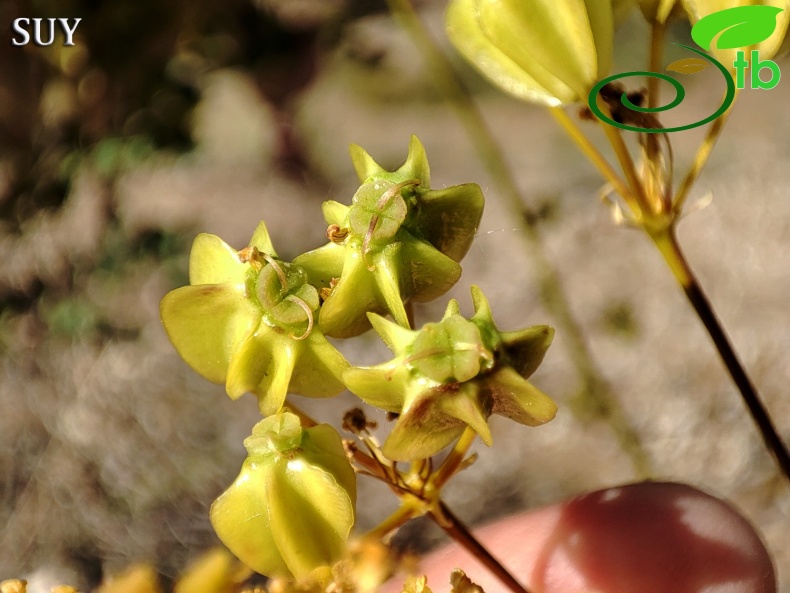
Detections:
294,136,484,338
160,221,347,416
210,413,356,580
343,286,557,461
446,0,614,105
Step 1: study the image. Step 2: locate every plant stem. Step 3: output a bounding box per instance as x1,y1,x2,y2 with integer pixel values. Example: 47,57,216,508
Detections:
597,113,648,212
386,0,651,478
651,230,790,481
430,501,532,593
673,89,739,213
548,107,631,200
432,427,476,489
366,502,420,541
647,22,666,111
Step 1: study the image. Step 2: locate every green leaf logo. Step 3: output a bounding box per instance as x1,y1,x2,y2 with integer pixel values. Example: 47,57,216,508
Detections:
691,5,784,50
666,57,709,74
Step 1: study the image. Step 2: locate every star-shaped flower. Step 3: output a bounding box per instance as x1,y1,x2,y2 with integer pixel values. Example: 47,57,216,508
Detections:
160,221,348,416
343,286,558,461
293,136,484,338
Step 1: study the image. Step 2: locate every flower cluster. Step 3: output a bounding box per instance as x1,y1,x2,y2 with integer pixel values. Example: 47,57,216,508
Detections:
159,137,557,581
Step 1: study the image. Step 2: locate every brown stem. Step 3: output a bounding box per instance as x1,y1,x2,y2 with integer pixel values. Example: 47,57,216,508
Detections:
430,501,532,593
652,230,790,481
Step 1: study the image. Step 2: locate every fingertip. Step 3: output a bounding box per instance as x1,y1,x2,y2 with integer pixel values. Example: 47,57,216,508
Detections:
383,482,775,593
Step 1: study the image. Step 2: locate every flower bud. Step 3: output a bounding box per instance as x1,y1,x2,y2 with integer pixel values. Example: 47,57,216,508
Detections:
446,0,614,105
210,413,357,580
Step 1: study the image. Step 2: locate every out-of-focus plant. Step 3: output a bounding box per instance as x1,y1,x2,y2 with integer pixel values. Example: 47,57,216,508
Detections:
444,0,790,483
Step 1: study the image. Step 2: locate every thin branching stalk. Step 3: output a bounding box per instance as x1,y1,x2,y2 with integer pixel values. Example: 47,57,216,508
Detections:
647,22,666,111
549,107,631,200
287,401,536,593
431,501,533,593
672,89,739,213
386,0,652,478
432,427,476,489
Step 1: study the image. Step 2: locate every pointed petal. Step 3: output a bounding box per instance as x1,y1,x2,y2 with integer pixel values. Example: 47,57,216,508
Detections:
160,285,259,384
226,330,298,415
292,243,345,289
438,384,493,446
382,396,465,461
443,299,461,320
413,184,484,262
287,332,348,398
318,250,379,338
368,312,416,354
470,285,495,326
249,220,278,256
396,135,430,186
486,367,558,426
322,201,350,226
372,245,410,328
501,325,554,378
349,144,385,183
342,364,407,412
400,236,462,303
189,233,249,286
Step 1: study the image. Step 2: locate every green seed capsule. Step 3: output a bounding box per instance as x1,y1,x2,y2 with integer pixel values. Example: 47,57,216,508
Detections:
210,413,357,580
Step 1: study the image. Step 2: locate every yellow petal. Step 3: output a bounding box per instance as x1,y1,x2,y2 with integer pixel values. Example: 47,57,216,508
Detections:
226,330,299,415
189,233,248,286
322,200,350,226
287,332,348,398
487,367,558,426
248,220,278,256
267,457,355,578
210,461,289,578
160,285,259,384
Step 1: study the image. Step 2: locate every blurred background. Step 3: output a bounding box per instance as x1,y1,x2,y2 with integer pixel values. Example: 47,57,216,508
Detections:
1,0,788,591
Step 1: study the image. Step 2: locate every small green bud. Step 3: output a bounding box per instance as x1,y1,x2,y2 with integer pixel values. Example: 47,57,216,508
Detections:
294,136,484,338
446,0,614,106
160,221,348,416
343,286,557,461
210,412,357,580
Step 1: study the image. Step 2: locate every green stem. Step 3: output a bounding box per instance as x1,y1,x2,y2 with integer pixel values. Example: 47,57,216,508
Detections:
673,89,739,214
549,107,631,200
432,427,476,489
386,0,651,478
651,229,790,482
366,502,420,541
